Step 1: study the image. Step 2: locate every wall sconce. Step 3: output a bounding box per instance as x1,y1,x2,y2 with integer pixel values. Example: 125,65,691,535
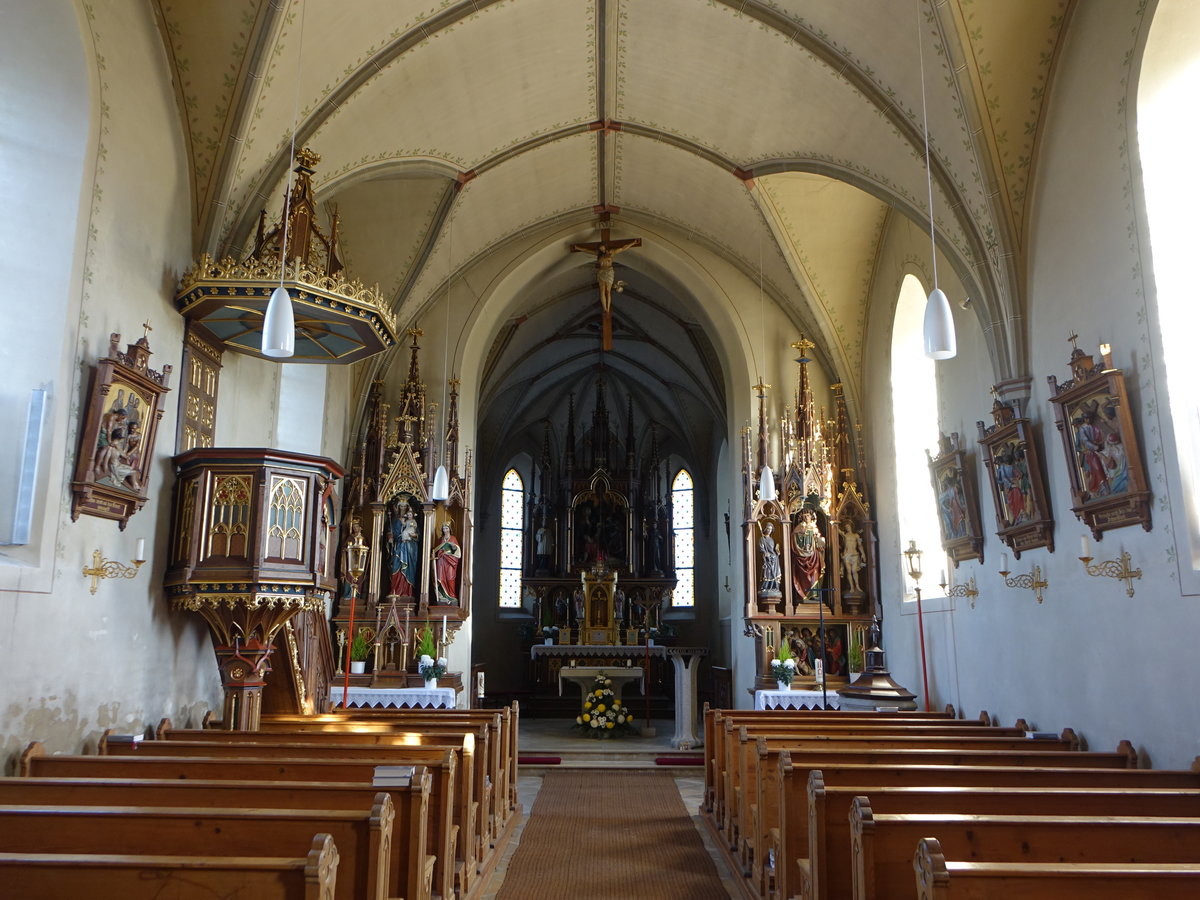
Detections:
998,552,1047,604
1079,535,1141,598
938,570,980,608
82,538,146,595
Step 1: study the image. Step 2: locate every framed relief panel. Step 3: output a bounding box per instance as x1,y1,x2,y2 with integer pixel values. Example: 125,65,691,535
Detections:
926,432,984,567
1047,339,1151,538
977,398,1054,558
71,331,172,529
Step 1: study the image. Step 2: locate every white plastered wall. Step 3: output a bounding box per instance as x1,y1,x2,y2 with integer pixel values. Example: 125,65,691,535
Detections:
866,0,1198,769
0,1,224,767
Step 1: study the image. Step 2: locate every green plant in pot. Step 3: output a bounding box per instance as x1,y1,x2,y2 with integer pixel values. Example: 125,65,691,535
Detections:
349,630,370,673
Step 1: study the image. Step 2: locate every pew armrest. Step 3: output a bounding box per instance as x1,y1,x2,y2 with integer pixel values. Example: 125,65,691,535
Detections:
795,856,813,900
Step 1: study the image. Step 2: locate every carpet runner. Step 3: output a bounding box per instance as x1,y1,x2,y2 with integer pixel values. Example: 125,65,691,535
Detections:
495,769,728,899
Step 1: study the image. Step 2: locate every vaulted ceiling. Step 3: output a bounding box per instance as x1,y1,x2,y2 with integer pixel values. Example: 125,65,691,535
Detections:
155,0,1074,468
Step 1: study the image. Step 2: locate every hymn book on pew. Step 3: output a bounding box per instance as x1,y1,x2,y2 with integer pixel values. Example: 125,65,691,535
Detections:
373,765,416,787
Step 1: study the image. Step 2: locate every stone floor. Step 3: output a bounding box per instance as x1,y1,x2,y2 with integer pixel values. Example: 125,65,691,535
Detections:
477,718,741,899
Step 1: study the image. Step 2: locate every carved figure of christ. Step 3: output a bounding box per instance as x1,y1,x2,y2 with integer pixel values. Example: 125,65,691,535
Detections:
570,227,641,350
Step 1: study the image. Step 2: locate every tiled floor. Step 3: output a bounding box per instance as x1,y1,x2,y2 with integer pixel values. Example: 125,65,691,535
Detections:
478,719,741,899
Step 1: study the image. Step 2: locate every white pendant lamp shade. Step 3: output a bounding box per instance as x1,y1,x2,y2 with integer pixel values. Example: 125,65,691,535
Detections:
923,287,956,360
432,464,450,501
759,465,777,502
262,285,296,358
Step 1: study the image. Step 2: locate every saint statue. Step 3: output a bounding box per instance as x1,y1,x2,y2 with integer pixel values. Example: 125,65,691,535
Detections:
386,502,419,598
791,508,826,600
839,521,864,594
758,520,782,598
431,521,462,604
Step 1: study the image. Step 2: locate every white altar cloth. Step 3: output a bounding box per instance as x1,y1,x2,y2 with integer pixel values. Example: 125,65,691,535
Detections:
755,688,840,710
330,686,457,709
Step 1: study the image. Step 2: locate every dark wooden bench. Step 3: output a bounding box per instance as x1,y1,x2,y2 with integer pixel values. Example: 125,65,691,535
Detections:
0,831,338,900
101,732,480,896
21,743,459,900
723,741,1136,900
914,837,1200,900
703,705,967,821
0,773,433,900
805,775,1200,900
729,728,1090,874
150,723,497,869
771,755,1200,900
853,799,1200,900
0,799,389,900
260,701,520,822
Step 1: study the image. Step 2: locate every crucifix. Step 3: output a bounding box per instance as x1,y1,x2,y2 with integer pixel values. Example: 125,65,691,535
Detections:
570,223,641,350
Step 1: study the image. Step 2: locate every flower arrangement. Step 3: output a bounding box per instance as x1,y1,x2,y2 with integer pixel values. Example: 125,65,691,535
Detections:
574,673,636,738
770,638,796,686
416,625,447,682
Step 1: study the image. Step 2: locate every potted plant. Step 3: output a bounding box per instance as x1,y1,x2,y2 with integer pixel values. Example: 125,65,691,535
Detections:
416,625,447,688
769,639,796,690
349,630,370,674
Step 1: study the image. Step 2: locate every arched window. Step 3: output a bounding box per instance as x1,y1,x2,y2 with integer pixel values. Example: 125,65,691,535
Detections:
1138,0,1200,577
671,468,695,607
891,274,945,595
0,2,88,576
499,468,524,607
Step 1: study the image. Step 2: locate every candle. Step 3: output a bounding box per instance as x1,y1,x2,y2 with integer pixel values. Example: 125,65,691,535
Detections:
1001,553,1009,571
442,615,447,642
1080,535,1090,559
940,570,947,587
135,538,146,562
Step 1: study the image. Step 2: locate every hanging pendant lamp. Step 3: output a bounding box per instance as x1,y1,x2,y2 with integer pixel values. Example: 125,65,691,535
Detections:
917,0,957,360
261,284,296,357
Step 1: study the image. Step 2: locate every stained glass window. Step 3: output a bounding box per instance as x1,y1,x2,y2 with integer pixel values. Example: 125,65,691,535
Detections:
671,469,695,607
499,468,524,607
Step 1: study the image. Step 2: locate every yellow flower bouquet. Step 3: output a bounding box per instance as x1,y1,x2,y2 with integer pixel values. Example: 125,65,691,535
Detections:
573,672,636,739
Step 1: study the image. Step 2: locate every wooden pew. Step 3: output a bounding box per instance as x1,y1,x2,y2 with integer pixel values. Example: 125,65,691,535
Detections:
0,799,389,900
204,713,509,847
261,701,521,820
102,732,479,895
22,743,459,900
730,728,1087,875
0,773,433,900
806,774,1200,900
150,723,497,868
772,755,1200,900
712,711,1000,840
914,837,1200,900
853,799,1200,900
740,724,1064,897
0,831,338,900
729,741,1137,900
703,705,966,820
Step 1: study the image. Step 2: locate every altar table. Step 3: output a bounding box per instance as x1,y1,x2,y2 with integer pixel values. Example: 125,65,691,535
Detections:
754,688,840,710
330,685,457,709
558,666,644,706
531,644,709,749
